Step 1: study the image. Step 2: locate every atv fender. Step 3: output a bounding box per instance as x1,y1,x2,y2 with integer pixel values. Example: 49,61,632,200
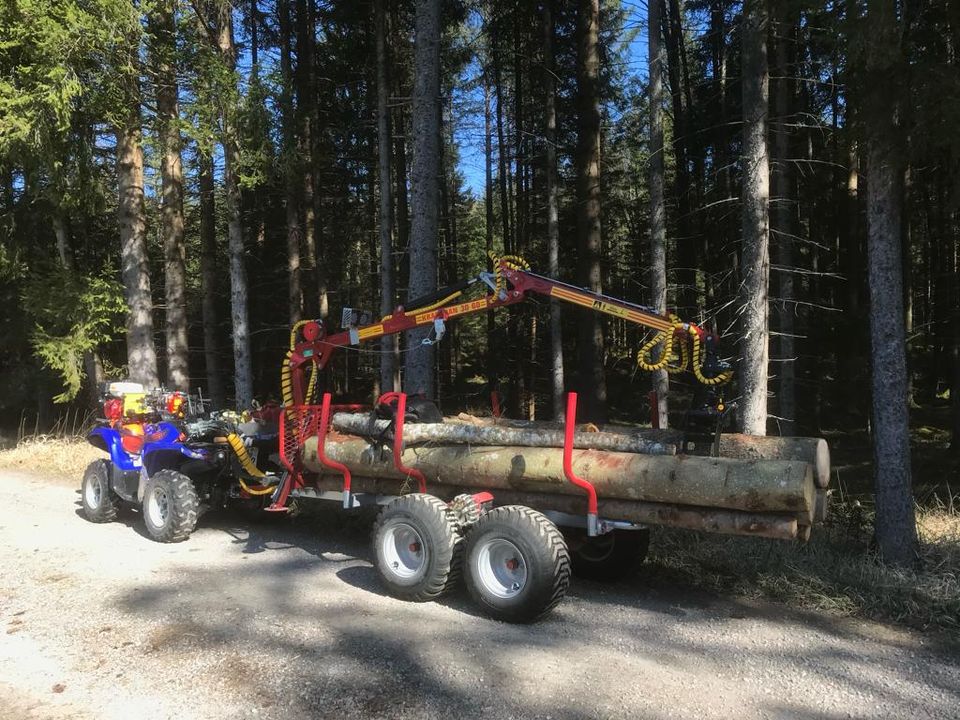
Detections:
87,427,141,472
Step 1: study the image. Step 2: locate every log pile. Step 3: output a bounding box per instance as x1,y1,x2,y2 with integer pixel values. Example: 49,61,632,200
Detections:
298,412,831,541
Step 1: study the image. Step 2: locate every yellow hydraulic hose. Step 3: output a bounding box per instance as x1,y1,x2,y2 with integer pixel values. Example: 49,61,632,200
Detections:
225,433,277,495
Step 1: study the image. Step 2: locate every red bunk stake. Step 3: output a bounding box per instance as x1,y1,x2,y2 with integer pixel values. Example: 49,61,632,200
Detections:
563,392,600,536
393,393,428,494
316,393,353,508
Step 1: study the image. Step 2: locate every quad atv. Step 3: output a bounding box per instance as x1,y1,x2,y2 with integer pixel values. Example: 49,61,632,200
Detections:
80,382,283,542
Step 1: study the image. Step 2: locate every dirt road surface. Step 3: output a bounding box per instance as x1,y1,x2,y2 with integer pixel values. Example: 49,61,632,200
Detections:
1,469,957,720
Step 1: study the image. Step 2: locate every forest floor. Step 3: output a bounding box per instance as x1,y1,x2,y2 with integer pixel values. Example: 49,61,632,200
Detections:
1,467,959,720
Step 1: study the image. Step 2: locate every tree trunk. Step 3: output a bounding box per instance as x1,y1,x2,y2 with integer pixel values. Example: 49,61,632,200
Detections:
484,77,499,398
738,0,770,436
295,0,318,318
115,76,159,389
575,0,607,423
279,0,302,326
648,0,669,429
376,0,398,393
304,435,815,516
543,0,565,421
863,0,917,566
151,0,188,392
218,0,253,408
198,151,224,408
771,0,795,434
52,211,73,271
404,0,441,398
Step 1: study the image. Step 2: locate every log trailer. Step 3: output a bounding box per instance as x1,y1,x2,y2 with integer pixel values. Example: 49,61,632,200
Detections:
268,255,826,623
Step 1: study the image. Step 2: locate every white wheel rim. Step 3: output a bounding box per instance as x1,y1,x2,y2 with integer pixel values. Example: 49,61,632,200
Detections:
381,522,427,580
475,538,527,599
84,477,101,509
146,486,169,528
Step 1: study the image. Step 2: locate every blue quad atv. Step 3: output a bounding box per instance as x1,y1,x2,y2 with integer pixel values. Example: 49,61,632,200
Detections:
80,382,283,542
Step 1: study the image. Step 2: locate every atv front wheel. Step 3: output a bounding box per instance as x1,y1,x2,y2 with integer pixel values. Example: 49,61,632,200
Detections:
81,460,120,523
142,470,199,543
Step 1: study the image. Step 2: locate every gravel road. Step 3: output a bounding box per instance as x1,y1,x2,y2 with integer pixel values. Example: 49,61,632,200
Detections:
1,468,958,720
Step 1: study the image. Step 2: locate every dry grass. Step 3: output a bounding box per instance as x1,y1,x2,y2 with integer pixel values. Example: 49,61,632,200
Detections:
648,501,960,633
0,435,106,479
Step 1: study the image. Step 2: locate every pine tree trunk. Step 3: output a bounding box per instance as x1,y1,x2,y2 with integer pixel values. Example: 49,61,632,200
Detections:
648,0,669,429
738,0,770,436
484,78,499,397
279,0,302,326
863,0,917,566
405,0,441,398
543,0,565,421
295,0,318,318
771,1,795,434
218,0,253,408
376,0,398,392
198,152,224,408
575,0,607,423
151,0,188,392
115,73,159,390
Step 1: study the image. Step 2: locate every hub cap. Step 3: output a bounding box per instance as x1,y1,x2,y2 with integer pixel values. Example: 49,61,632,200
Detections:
84,476,102,509
475,538,527,599
146,486,169,528
381,522,427,579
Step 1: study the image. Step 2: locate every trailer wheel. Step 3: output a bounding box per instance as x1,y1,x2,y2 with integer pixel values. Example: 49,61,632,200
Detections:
81,459,120,523
372,494,462,602
142,470,199,543
464,506,570,623
571,528,650,582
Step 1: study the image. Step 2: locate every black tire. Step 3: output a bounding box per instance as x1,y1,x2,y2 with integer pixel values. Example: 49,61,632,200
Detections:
372,493,462,602
142,470,200,543
570,528,650,582
464,506,570,623
80,459,120,523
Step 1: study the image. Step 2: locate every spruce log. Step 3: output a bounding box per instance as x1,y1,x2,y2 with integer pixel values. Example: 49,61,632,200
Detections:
450,414,830,489
330,412,676,455
301,476,800,541
303,435,815,513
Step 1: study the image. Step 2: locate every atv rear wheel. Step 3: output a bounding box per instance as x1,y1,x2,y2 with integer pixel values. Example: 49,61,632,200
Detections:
142,470,199,543
81,460,120,523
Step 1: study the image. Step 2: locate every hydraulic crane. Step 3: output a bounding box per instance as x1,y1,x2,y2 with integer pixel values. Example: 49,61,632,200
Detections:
281,254,732,412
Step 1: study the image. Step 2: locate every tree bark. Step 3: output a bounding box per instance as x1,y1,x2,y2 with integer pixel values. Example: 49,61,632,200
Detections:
331,413,675,455
648,0,670,429
376,0,398,393
483,77,499,398
150,0,188,392
404,0,441,398
198,151,224,408
304,476,802,540
863,0,917,565
575,0,607,423
279,0,302,326
115,65,159,389
217,0,253,408
771,0,795,434
295,0,318,318
738,0,770,436
304,435,815,515
543,0,565,421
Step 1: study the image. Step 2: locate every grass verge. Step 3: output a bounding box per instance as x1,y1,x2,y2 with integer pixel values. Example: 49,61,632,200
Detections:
0,435,106,479
647,501,960,634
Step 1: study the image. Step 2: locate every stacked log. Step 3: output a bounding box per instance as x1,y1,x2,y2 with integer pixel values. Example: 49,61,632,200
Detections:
298,412,830,541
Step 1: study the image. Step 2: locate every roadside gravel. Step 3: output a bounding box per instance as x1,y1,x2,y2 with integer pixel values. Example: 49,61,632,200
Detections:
1,469,958,720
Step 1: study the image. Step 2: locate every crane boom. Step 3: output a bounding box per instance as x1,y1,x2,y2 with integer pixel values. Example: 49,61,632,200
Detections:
281,257,731,408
